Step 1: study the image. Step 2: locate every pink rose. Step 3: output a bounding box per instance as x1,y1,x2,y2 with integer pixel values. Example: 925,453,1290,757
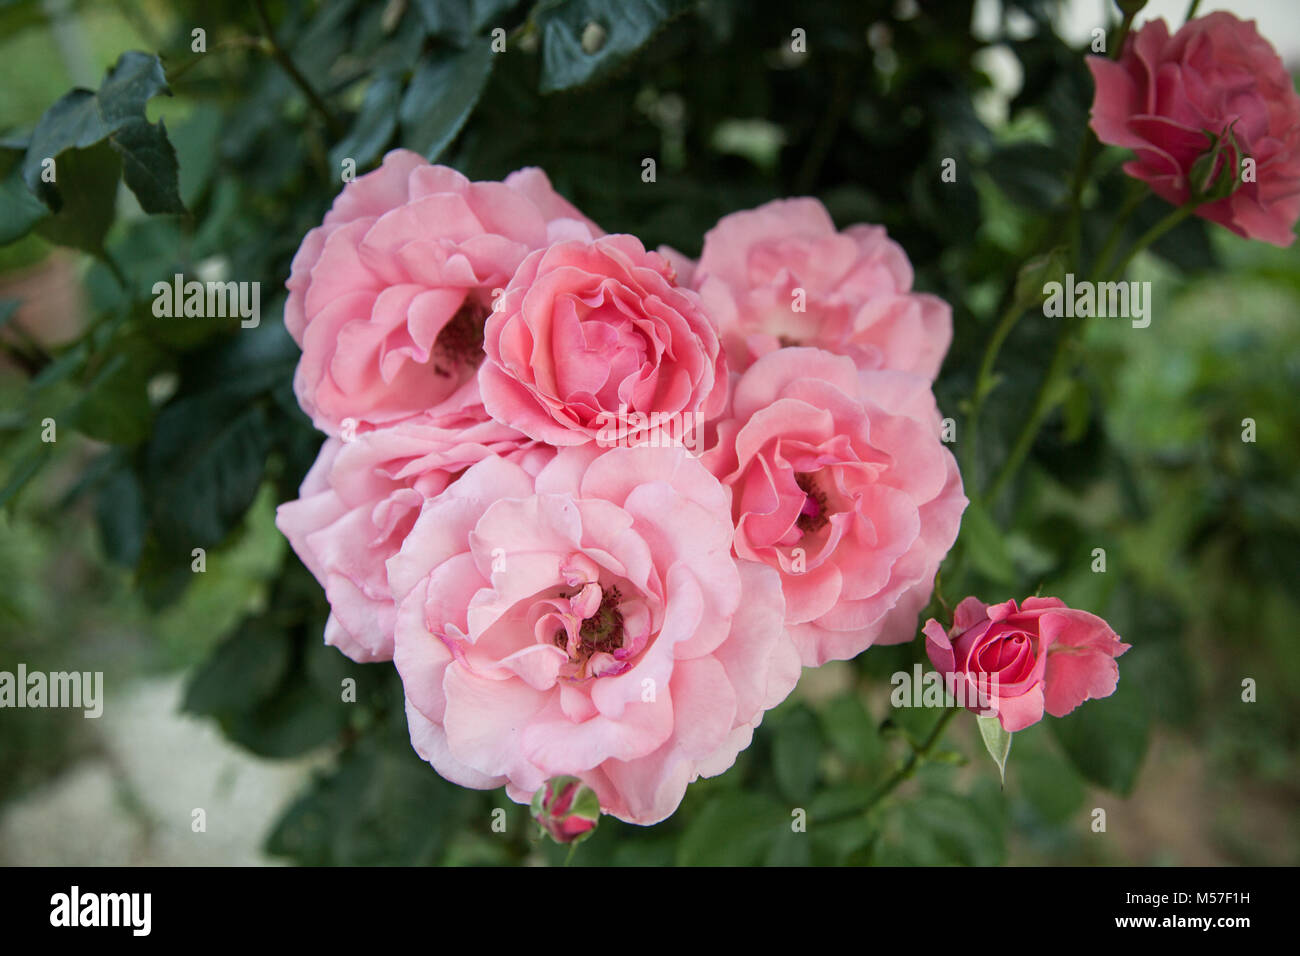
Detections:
285,149,602,435
386,444,800,825
477,235,728,446
701,347,966,666
689,198,952,378
924,596,1132,732
1088,14,1300,246
275,384,550,662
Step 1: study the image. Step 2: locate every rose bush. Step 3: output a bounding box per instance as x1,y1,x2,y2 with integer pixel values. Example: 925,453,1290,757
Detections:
10,0,1291,866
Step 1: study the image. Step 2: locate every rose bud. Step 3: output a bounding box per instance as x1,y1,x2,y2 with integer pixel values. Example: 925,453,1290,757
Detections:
531,776,601,844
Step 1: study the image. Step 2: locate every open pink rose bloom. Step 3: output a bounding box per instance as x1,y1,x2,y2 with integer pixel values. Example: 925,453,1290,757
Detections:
278,148,1131,827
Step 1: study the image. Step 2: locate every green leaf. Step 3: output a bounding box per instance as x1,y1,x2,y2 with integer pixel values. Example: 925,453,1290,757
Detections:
986,142,1070,212
69,342,157,445
144,322,296,549
872,785,1005,866
184,606,352,759
818,693,885,772
399,42,494,161
977,714,1012,785
413,0,473,45
330,72,402,171
22,51,184,226
0,154,47,244
1049,668,1149,795
183,624,291,717
94,459,147,567
1011,722,1087,825
32,140,120,255
772,706,821,803
110,117,184,214
267,727,473,866
0,442,54,511
146,396,271,549
958,499,1018,585
534,0,694,93
676,791,788,865
0,298,19,330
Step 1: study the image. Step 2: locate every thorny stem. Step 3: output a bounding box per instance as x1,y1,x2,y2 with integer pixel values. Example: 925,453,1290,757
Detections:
812,706,962,830
166,36,267,83
862,706,962,814
985,200,1199,504
965,7,1138,502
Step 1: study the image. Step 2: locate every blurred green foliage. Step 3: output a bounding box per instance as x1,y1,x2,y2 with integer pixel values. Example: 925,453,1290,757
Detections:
0,0,1296,865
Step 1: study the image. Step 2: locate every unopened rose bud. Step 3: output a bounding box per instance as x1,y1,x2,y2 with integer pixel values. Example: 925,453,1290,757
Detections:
531,776,600,844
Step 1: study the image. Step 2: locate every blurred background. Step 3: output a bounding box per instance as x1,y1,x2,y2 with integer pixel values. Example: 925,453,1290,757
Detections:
1,0,1296,865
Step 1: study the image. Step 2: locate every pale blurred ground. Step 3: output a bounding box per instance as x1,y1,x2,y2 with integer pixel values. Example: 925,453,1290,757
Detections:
0,676,323,866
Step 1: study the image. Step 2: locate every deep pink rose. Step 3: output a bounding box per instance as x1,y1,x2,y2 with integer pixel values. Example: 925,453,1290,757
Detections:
285,149,601,435
924,596,1132,732
387,444,800,825
1088,13,1300,246
701,347,966,666
275,383,551,662
477,235,728,446
688,198,952,378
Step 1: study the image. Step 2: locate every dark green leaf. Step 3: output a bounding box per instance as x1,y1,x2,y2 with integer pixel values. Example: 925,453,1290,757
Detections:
69,343,156,445
110,117,185,214
331,72,402,171
0,156,47,244
21,51,183,224
32,141,119,254
772,706,821,803
535,0,694,93
958,499,1018,585
1049,667,1149,795
986,142,1070,212
267,729,473,865
400,42,494,161
183,625,291,717
676,791,788,866
146,396,271,549
94,459,147,567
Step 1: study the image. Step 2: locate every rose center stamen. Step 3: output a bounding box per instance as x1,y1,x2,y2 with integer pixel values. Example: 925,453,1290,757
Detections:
795,472,829,533
554,585,625,660
433,300,488,377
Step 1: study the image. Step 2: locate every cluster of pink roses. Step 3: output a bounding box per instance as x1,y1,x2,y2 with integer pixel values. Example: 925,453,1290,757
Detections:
274,10,1293,829
276,148,970,825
